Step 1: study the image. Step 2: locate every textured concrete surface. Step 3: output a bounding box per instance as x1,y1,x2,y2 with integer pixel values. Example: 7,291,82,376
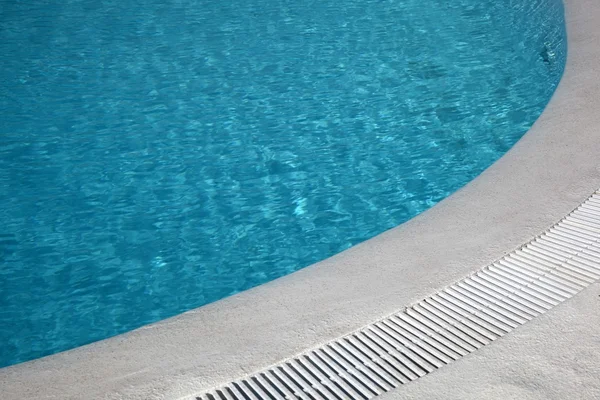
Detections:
1,0,600,398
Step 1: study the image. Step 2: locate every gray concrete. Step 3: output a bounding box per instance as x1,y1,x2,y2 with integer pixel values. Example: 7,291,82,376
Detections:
1,0,599,398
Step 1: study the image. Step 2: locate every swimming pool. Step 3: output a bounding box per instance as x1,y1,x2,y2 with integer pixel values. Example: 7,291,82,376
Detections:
0,0,565,368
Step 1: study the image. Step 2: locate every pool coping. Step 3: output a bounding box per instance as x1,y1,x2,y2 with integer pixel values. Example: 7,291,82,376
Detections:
1,0,600,398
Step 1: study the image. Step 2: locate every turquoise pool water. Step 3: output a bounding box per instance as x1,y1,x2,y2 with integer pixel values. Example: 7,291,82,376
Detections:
0,0,565,367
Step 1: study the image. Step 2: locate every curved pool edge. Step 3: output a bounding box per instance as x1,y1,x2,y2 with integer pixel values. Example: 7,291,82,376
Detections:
1,0,599,398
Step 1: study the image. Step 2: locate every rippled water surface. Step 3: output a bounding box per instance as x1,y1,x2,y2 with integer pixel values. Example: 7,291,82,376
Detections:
0,0,565,367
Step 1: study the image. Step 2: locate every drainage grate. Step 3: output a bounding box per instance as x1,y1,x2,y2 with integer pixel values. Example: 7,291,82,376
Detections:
198,190,600,400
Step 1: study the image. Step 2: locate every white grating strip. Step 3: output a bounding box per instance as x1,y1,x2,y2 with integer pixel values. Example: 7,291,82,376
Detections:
198,190,600,400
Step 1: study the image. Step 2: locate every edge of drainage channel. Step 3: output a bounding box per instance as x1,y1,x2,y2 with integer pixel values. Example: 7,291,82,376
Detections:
198,189,600,400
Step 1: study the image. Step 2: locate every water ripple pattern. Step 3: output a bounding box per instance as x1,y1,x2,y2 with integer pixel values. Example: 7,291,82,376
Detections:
0,0,565,367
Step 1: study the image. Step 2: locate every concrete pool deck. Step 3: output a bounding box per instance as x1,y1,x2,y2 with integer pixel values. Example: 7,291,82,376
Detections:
1,0,600,398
